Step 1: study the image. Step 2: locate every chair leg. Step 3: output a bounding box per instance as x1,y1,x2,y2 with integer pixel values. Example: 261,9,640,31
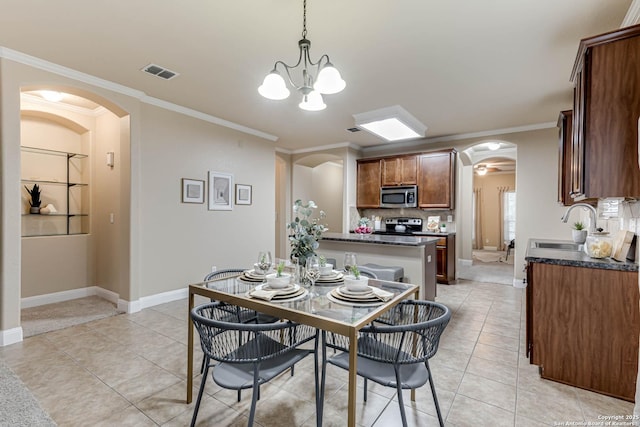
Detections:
190,360,210,427
394,367,408,427
248,366,260,427
314,331,321,427
426,361,445,427
363,378,368,402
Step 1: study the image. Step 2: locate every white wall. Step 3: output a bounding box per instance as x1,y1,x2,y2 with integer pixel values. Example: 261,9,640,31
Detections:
311,162,343,233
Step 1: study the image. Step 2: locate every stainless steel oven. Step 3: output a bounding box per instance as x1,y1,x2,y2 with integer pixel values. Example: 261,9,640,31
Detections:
380,185,418,208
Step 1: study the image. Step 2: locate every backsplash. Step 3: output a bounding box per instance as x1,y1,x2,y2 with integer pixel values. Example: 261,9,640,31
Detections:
354,208,455,232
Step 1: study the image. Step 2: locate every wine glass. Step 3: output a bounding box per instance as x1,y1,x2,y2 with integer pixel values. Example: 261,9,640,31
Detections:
256,251,272,275
305,255,320,288
343,252,357,274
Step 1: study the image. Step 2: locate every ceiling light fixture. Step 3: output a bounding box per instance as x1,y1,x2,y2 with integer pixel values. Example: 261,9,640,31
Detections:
353,105,427,142
40,90,64,102
476,165,488,176
258,0,345,111
486,142,501,151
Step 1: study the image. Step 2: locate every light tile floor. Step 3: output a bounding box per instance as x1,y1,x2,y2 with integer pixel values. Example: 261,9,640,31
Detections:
1,280,634,426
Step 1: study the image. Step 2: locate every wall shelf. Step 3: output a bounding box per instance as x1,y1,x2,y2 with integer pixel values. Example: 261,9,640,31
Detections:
21,146,89,237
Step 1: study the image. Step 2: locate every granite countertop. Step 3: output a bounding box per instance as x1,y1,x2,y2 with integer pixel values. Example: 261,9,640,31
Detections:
411,231,456,236
525,238,638,272
322,232,439,247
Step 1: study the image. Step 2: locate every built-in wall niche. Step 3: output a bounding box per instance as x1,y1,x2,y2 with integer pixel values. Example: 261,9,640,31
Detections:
20,115,90,237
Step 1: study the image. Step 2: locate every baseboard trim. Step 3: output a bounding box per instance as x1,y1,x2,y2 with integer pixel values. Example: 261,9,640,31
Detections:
0,327,23,347
482,246,498,251
139,288,188,310
513,278,527,288
458,258,472,267
22,287,97,309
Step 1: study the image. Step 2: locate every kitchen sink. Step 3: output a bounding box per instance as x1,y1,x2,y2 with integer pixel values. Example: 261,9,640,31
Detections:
532,241,584,251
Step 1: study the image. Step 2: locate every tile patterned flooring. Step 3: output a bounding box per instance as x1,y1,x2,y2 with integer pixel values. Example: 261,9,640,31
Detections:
0,280,634,426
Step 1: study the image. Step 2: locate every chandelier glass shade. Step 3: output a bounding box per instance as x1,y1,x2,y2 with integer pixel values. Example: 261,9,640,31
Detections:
258,0,345,111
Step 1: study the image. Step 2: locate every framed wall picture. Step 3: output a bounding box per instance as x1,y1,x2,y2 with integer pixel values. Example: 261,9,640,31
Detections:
235,184,252,205
181,178,205,204
208,171,233,211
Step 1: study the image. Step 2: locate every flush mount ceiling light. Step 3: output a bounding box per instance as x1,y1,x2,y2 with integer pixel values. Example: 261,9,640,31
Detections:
485,142,501,151
258,0,345,111
353,105,427,142
40,90,64,102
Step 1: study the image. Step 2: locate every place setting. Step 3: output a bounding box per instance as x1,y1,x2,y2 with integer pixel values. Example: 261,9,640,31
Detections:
246,258,308,302
238,251,274,283
326,265,395,307
314,256,345,285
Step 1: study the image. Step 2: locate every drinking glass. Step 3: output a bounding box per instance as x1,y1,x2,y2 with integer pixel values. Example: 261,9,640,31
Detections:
256,251,272,275
305,255,320,288
343,252,357,274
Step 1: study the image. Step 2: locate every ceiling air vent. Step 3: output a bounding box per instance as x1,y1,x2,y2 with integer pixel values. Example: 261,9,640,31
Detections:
347,127,361,133
141,63,179,80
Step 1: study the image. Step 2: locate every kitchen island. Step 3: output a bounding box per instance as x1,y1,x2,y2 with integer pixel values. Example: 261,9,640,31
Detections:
318,232,439,300
525,238,639,401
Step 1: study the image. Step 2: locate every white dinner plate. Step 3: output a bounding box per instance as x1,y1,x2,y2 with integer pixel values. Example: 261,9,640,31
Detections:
326,291,383,307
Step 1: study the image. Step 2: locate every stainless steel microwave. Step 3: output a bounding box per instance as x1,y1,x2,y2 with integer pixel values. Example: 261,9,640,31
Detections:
380,185,418,208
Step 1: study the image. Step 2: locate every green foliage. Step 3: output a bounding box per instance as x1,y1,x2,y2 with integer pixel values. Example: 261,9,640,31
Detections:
350,265,360,279
319,255,327,267
276,261,285,277
287,200,327,265
573,221,585,231
25,183,42,207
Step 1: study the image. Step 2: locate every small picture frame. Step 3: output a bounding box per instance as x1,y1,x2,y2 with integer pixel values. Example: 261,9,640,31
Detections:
181,178,204,204
208,171,233,211
235,184,252,205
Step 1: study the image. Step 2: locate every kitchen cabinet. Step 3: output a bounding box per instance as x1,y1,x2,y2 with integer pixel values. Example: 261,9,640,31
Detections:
417,150,456,209
526,261,639,401
356,159,381,208
557,110,574,206
381,155,417,186
417,233,456,284
21,146,89,237
570,24,640,199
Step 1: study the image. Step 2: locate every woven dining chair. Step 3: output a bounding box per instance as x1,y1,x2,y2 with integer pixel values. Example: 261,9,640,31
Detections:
199,269,280,376
319,300,451,427
190,302,320,427
355,266,378,279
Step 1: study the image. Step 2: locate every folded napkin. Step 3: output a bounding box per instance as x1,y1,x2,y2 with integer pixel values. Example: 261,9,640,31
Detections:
249,288,280,301
370,287,394,302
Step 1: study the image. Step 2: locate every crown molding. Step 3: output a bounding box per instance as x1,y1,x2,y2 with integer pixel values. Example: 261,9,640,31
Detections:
290,141,361,155
623,0,640,26
360,121,557,153
0,46,277,142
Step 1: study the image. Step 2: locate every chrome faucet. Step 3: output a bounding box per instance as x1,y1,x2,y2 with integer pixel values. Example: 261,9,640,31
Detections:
561,203,598,231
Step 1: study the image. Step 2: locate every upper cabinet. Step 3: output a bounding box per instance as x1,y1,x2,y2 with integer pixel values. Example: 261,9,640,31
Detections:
357,149,456,209
570,24,640,199
557,110,574,206
356,159,382,208
381,155,418,186
417,150,456,209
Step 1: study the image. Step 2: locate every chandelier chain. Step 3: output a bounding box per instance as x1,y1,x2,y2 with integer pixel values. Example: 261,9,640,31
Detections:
302,0,307,39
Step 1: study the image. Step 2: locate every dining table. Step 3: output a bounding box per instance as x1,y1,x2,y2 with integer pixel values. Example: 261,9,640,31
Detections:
186,269,419,427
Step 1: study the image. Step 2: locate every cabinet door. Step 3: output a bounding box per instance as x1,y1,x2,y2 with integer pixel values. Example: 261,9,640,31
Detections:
435,245,446,282
381,158,400,186
356,159,381,208
557,110,574,206
571,71,586,199
381,155,417,186
418,151,455,209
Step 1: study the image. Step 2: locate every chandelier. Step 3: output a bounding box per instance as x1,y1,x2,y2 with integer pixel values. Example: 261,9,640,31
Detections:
258,0,346,111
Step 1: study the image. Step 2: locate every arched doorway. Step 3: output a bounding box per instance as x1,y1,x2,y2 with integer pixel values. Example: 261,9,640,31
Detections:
19,87,131,336
459,141,517,285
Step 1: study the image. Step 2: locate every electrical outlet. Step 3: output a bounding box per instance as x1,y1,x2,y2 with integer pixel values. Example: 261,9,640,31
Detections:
427,255,432,262
211,266,217,273
447,215,453,222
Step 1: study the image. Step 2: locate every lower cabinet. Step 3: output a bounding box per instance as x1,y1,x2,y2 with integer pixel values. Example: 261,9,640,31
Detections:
419,234,455,284
526,262,639,401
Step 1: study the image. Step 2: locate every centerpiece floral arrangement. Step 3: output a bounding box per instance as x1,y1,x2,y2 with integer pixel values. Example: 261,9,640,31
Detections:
287,199,328,265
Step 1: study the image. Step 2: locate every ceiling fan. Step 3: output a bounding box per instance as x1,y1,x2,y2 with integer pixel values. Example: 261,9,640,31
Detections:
474,163,501,175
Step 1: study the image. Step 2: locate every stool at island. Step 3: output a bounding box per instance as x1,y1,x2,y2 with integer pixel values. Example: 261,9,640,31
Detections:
359,263,404,282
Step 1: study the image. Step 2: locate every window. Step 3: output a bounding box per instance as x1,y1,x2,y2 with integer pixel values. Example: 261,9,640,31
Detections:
503,191,516,242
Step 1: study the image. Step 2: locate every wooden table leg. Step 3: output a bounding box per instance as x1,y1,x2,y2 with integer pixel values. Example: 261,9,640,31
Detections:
347,328,358,427
187,290,195,403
